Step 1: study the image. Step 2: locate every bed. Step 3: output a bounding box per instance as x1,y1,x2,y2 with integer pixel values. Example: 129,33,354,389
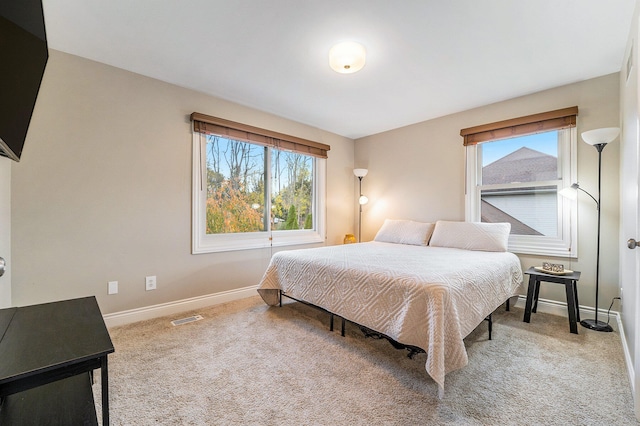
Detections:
257,220,523,395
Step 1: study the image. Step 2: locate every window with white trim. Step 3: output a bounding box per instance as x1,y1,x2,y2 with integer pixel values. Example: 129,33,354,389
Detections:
191,113,328,253
462,107,578,257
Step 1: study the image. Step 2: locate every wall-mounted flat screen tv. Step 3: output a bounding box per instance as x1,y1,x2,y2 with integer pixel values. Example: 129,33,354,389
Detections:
0,0,48,162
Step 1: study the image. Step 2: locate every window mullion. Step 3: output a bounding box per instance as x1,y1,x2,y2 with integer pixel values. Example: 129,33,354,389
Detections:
265,147,272,237
311,158,317,230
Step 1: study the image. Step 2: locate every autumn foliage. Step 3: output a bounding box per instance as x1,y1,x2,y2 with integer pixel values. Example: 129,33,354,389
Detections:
205,135,313,234
206,181,264,234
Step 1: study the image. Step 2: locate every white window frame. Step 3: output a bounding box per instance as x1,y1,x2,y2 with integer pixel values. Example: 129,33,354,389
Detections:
191,132,326,254
465,127,577,257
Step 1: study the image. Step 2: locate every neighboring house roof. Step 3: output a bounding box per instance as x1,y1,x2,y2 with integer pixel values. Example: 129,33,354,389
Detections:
481,200,543,235
481,146,553,235
483,147,557,185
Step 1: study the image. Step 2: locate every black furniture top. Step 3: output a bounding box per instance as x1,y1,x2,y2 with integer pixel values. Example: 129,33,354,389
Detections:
0,296,114,424
524,266,581,284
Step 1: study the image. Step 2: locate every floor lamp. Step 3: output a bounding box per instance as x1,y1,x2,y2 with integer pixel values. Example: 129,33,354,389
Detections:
353,168,368,242
561,127,619,332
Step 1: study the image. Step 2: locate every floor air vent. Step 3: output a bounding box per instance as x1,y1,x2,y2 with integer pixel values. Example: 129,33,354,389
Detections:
171,315,203,326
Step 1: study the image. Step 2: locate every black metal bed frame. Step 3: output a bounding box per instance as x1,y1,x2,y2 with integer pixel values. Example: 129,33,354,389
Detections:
278,290,510,359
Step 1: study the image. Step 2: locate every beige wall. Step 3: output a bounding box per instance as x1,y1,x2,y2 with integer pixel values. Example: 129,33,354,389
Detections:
355,73,621,309
11,49,623,318
11,50,355,314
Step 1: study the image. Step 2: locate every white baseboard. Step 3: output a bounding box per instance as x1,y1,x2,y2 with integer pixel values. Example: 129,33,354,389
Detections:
616,312,635,400
103,285,258,328
103,290,621,329
511,295,620,332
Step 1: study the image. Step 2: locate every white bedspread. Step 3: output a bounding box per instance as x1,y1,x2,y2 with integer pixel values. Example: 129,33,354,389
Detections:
257,242,523,394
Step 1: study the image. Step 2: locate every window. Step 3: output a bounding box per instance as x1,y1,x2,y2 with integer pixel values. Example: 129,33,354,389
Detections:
462,107,578,257
191,113,329,253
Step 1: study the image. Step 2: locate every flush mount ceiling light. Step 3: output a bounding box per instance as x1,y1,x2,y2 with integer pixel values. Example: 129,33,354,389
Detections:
329,41,366,74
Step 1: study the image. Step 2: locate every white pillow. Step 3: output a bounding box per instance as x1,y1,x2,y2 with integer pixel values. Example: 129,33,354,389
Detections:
374,219,435,246
429,221,511,252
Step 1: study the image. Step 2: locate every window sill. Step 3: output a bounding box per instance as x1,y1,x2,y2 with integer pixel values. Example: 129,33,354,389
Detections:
508,238,575,258
192,231,324,254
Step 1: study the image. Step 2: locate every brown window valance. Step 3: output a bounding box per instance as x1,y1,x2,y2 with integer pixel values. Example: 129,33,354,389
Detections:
460,106,578,146
191,112,330,159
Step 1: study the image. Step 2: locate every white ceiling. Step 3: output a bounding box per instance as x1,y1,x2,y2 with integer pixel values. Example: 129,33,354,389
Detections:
42,0,636,139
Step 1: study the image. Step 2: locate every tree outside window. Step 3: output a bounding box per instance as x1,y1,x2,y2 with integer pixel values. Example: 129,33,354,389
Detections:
191,112,327,254
204,135,314,235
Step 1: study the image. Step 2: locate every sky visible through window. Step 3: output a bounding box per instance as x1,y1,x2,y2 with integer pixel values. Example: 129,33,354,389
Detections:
206,136,310,192
482,131,558,167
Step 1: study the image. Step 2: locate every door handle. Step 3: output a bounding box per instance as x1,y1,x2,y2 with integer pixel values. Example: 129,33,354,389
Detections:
628,239,640,249
0,257,4,277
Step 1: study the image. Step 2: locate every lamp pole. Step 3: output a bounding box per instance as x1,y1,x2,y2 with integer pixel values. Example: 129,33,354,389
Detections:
581,143,612,332
353,168,368,242
358,176,363,242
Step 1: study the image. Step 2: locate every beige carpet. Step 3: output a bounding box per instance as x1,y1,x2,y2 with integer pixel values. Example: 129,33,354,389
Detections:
94,296,638,425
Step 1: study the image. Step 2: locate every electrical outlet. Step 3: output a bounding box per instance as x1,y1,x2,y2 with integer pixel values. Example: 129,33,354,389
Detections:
620,287,623,306
145,275,157,291
108,281,118,295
